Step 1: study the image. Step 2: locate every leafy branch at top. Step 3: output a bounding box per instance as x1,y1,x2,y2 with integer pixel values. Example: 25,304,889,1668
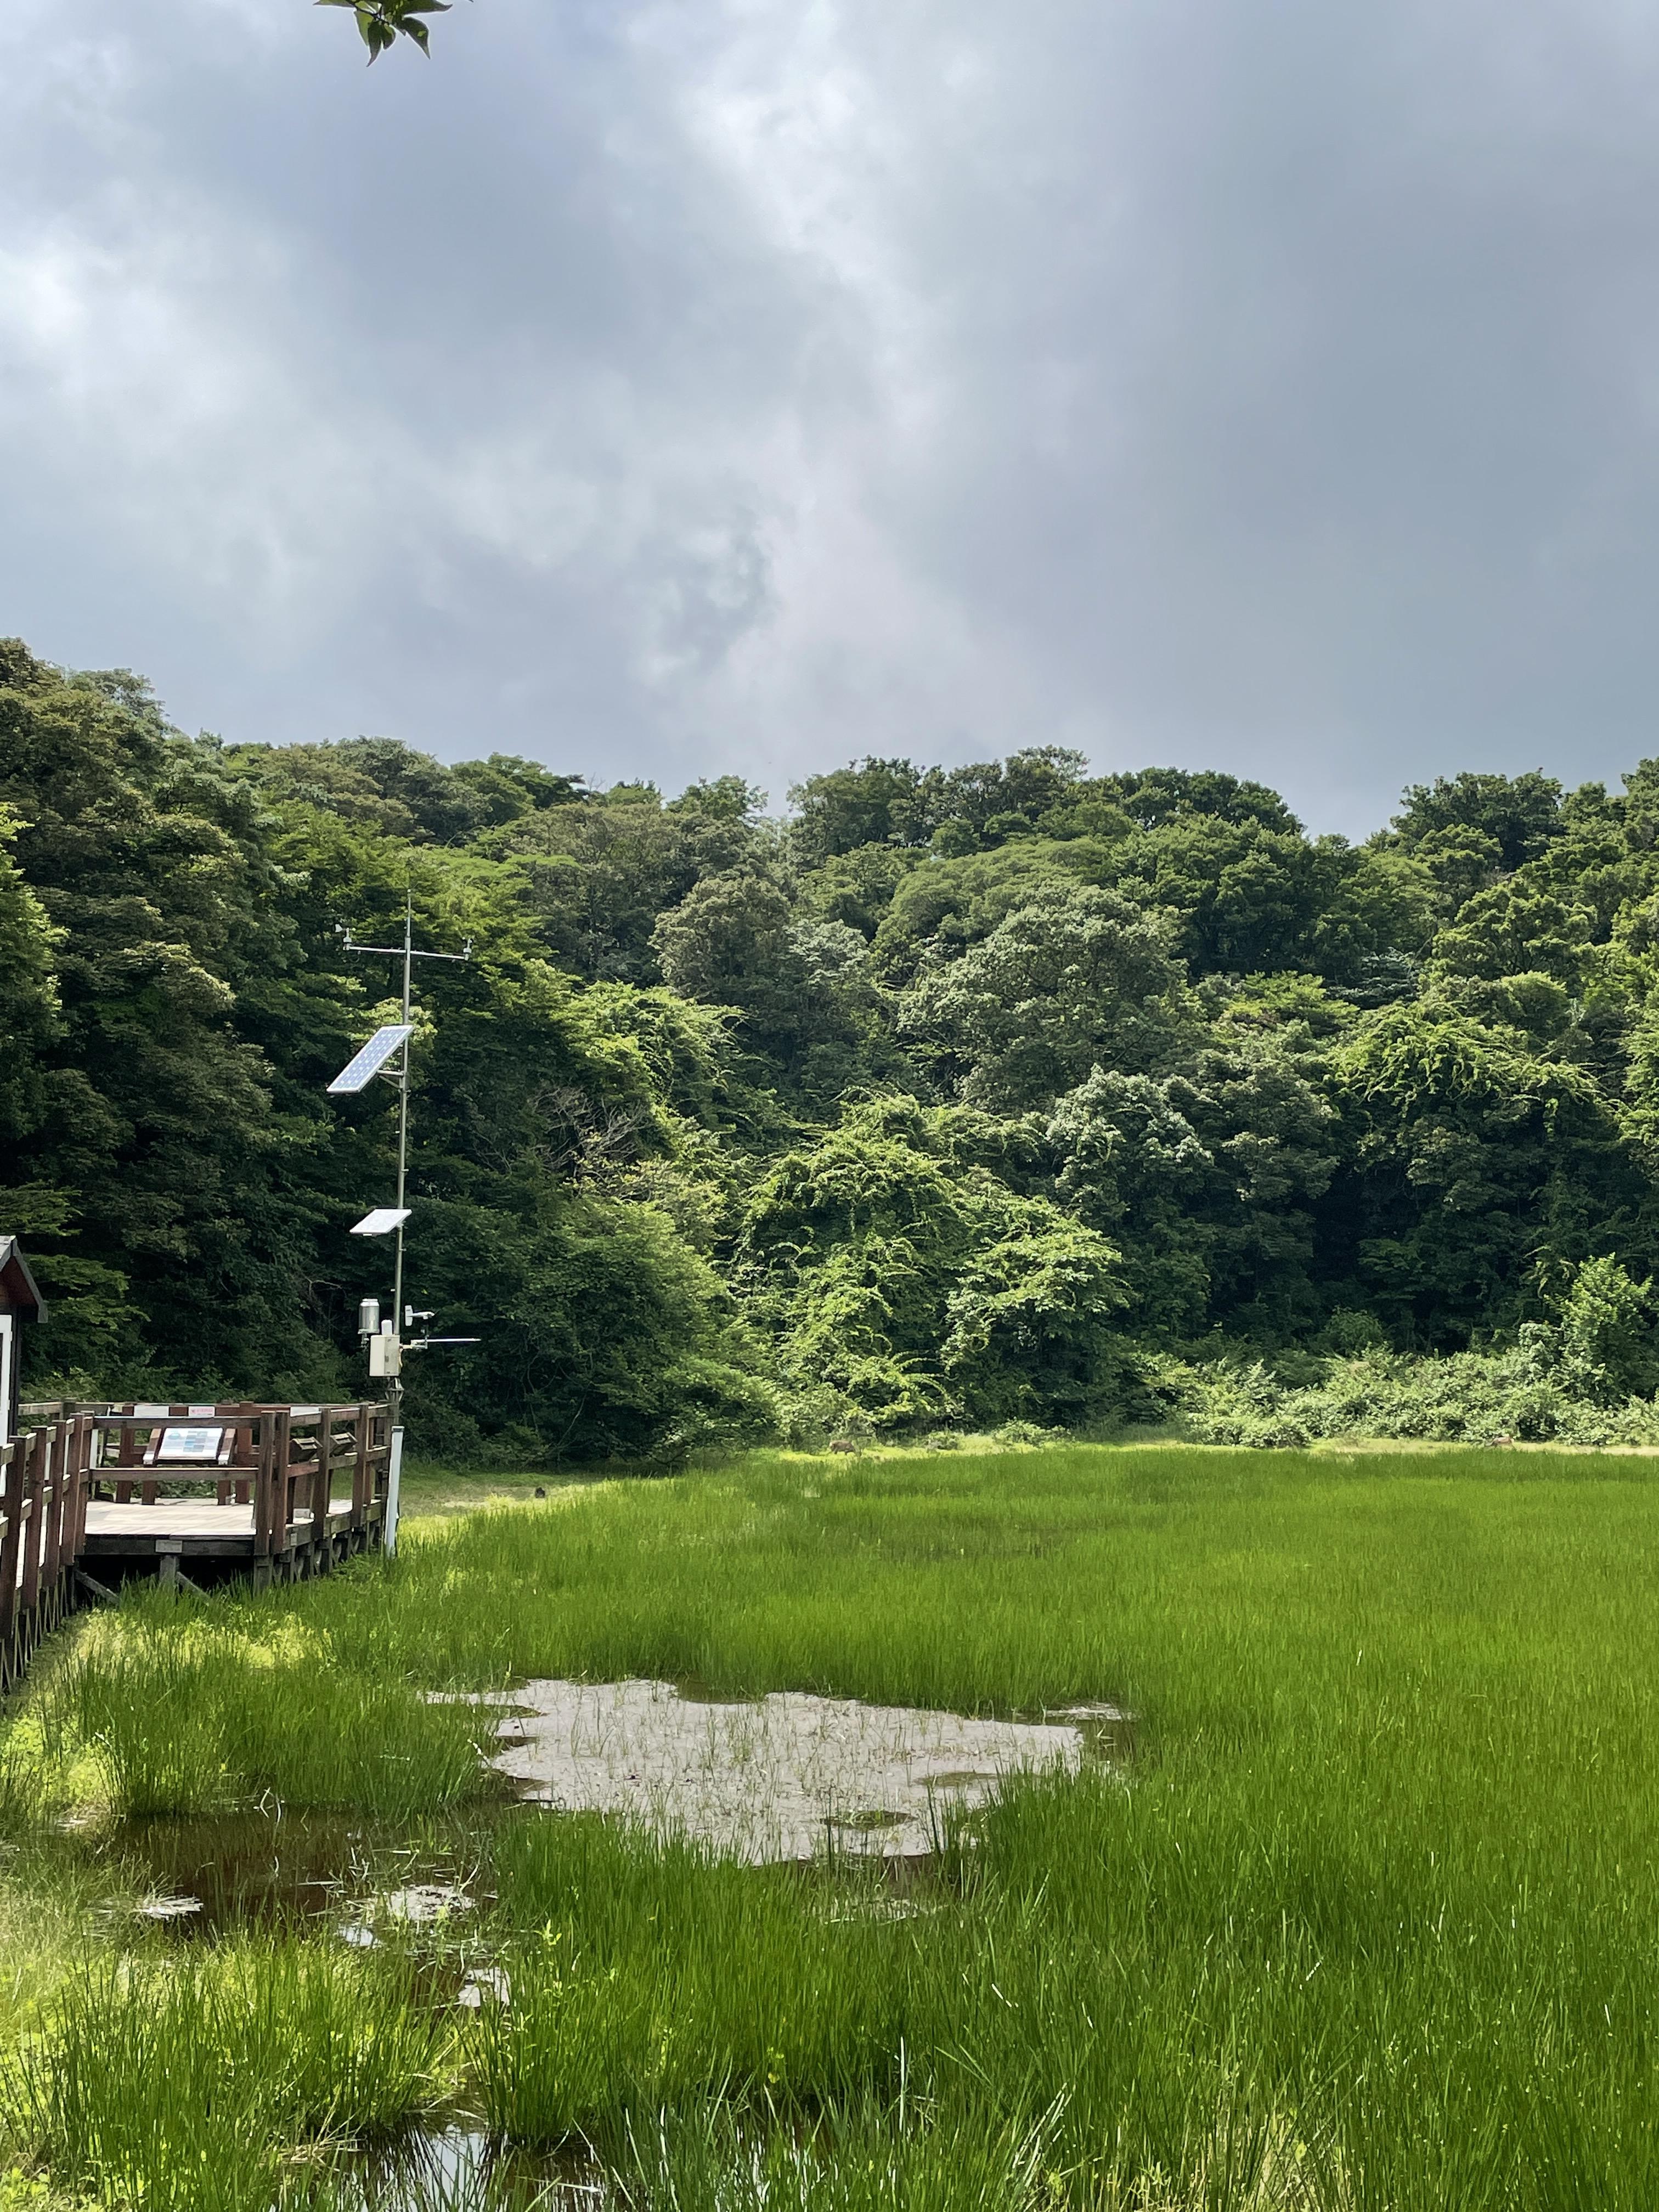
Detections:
316,0,454,61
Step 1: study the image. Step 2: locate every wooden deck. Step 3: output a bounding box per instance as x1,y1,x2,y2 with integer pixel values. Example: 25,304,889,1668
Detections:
82,1494,355,1546
2,1403,395,1685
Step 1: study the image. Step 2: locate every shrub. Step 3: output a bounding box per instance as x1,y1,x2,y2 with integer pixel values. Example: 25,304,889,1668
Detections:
1169,1333,1659,1449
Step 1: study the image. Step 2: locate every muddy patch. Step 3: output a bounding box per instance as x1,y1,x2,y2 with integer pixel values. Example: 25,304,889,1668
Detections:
471,1679,1123,1864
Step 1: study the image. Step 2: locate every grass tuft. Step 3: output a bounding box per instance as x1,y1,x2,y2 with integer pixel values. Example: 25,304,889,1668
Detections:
46,1610,489,1819
5,1941,452,2211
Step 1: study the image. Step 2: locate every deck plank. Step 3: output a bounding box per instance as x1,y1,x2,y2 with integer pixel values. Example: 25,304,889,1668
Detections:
81,1496,358,1551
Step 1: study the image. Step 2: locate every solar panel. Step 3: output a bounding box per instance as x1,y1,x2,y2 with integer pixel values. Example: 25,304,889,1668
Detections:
327,1024,414,1094
351,1207,412,1237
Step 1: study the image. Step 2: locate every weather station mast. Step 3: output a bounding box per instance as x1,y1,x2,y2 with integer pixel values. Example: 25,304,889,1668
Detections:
324,895,478,1550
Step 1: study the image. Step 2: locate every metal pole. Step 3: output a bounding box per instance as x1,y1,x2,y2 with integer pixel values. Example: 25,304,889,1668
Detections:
385,1421,404,1558
390,891,413,1436
335,898,470,1449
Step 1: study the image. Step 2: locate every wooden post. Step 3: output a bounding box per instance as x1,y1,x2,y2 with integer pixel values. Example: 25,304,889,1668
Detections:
253,1410,276,1557
41,1421,64,1590
19,1425,47,1623
274,1407,294,1553
61,1414,87,1578
116,1406,138,1506
229,1403,253,1508
68,1415,93,1555
310,1407,334,1571
0,1436,22,1661
214,1402,239,1508
142,1405,183,1511
351,1403,371,1532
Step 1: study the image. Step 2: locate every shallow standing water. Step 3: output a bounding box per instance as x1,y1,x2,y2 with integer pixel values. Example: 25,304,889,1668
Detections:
60,1684,1132,2207
87,1807,487,1936
471,1678,1129,1862
331,2126,603,2211
87,1683,1132,1929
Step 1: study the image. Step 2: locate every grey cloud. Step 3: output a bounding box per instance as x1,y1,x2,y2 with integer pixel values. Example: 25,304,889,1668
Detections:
4,0,1659,831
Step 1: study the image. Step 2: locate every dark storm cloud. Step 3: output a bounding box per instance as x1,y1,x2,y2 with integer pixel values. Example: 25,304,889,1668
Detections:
4,0,1659,831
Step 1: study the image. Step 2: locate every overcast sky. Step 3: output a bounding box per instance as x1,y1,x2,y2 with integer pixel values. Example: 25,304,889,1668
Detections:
5,0,1659,833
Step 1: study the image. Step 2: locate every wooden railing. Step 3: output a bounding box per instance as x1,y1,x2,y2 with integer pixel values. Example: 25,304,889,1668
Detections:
88,1403,393,1555
0,1412,92,1687
1,1403,393,1688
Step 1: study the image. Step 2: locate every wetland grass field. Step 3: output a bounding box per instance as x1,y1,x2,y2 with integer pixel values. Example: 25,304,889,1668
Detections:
2,1442,1657,2209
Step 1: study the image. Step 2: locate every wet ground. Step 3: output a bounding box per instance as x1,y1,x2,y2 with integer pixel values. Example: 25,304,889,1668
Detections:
470,1678,1133,1864
334,2126,602,2211
81,1805,489,1938
58,1681,1132,2207
82,1679,1133,1928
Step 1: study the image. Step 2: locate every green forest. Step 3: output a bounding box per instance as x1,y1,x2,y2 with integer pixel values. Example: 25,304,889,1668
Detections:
8,631,1659,1457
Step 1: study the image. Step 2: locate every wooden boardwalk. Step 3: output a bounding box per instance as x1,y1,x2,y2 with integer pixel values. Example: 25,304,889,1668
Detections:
1,1403,394,1688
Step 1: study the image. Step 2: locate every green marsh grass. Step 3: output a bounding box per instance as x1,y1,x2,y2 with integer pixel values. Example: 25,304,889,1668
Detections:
44,1595,490,1819
4,1443,1659,2205
5,1940,452,2211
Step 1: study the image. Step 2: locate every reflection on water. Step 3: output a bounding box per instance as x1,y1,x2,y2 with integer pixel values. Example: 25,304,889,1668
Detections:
334,2126,604,2211
86,1807,487,1936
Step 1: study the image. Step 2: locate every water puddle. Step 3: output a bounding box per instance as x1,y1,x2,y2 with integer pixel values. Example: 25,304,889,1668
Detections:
468,1679,1129,1865
88,1808,484,1937
83,1688,1133,1930
331,2125,601,2210
1039,1700,1138,1762
338,1880,478,1950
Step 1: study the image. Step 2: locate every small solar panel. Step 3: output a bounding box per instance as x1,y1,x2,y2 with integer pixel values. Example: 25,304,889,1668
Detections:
351,1207,412,1236
327,1025,414,1094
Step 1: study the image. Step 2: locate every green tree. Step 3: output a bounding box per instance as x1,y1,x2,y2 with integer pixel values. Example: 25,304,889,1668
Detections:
870,839,1115,985
1090,766,1301,836
505,783,760,982
787,759,928,865
1392,770,1564,871
318,0,455,63
1048,1045,1336,1338
797,842,924,940
1328,994,1646,1345
898,883,1190,1111
738,1096,1129,1429
0,647,329,1384
15,624,1659,1445
1554,1255,1658,1402
0,798,60,1149
652,871,804,1021
1410,826,1504,918
1433,881,1595,989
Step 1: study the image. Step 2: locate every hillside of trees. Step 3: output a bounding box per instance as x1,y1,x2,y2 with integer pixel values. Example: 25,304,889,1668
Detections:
8,633,1659,1455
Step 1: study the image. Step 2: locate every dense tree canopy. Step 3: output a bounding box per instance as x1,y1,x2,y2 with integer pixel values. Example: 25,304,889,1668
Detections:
8,631,1659,1454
